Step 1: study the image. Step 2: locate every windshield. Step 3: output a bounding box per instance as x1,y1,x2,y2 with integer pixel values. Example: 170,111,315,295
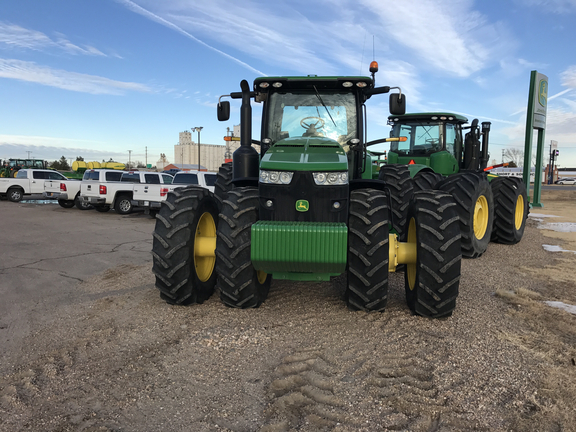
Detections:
390,122,443,154
265,91,357,145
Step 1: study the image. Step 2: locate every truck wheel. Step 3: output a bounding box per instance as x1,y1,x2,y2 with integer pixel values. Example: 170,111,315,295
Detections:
75,196,93,210
214,161,233,207
405,190,461,318
216,187,271,308
345,188,389,312
7,188,23,202
114,195,133,215
152,186,219,305
437,172,494,258
94,205,111,212
491,177,528,244
378,165,413,240
413,171,444,192
58,199,75,208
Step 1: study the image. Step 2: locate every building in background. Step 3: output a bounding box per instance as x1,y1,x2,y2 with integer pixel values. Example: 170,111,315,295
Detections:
174,129,241,172
156,153,170,171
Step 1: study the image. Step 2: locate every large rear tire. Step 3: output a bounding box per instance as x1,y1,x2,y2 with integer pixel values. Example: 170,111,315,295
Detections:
216,187,271,308
378,165,414,240
345,189,389,312
405,191,461,318
491,177,528,244
152,186,219,305
437,172,494,258
214,161,233,208
413,171,444,192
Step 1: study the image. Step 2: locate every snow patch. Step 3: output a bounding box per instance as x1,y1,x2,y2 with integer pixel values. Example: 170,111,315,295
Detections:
543,244,576,254
544,301,576,315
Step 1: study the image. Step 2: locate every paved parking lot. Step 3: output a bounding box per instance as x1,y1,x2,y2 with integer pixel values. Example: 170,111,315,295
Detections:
0,199,155,365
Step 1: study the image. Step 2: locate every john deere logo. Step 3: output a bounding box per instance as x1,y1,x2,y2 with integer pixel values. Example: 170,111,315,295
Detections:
539,79,548,107
296,200,309,212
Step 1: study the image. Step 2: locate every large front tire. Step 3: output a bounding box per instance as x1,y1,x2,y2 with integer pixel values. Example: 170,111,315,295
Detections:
378,165,413,240
345,189,389,312
437,172,494,258
405,191,461,318
216,187,271,308
152,186,219,305
491,177,528,244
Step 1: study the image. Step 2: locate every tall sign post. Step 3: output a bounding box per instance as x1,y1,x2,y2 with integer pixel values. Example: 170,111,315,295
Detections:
522,71,548,207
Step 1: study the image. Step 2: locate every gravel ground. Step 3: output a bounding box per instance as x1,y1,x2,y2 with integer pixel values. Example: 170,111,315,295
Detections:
1,189,576,431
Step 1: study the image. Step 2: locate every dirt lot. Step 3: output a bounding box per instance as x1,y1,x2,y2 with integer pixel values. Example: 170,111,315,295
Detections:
1,188,576,432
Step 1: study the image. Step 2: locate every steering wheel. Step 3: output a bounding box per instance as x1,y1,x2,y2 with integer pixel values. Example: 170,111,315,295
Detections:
300,116,325,132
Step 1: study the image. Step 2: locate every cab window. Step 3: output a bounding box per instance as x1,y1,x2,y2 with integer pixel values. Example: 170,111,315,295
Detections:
16,170,28,179
144,174,160,184
162,174,173,184
32,171,48,179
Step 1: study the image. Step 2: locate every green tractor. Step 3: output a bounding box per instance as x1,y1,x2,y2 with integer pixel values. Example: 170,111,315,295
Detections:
380,113,529,258
152,67,463,318
0,158,47,177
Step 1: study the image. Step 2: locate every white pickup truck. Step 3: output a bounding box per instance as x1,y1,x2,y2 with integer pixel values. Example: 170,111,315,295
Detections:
81,170,173,214
131,171,217,212
43,178,93,210
0,169,68,202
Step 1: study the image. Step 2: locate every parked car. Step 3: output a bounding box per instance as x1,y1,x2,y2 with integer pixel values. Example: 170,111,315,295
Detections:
557,178,576,185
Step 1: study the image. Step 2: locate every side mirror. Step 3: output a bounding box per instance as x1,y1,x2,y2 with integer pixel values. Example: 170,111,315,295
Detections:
390,93,406,115
217,101,230,121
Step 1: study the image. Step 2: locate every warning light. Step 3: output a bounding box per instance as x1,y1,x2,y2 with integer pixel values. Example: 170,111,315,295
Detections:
224,136,241,141
408,160,415,165
369,61,379,73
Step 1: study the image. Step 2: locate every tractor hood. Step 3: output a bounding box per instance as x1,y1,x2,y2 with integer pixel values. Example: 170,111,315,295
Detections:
260,137,348,171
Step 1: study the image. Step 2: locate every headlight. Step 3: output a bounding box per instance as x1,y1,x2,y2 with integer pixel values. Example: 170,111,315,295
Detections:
259,170,294,184
313,171,348,185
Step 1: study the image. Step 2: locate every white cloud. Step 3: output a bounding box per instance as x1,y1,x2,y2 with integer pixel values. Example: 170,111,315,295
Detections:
0,59,153,95
0,22,106,56
115,0,267,76
561,66,576,88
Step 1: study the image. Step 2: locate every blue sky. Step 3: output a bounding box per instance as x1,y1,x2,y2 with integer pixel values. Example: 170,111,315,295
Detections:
1,0,575,168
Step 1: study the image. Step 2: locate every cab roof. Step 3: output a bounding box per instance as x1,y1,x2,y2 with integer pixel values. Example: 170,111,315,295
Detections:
253,76,374,92
388,112,469,124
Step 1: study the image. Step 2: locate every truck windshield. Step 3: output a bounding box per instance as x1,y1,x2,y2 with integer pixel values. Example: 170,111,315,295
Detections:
265,92,357,144
390,122,443,154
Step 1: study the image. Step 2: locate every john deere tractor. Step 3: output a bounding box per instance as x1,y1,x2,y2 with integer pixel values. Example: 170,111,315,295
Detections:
152,66,462,318
380,113,529,258
0,158,47,177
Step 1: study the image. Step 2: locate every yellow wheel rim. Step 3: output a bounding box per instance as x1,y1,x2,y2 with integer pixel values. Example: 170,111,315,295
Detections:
406,218,417,290
257,270,268,284
194,212,216,282
473,195,489,240
514,194,524,230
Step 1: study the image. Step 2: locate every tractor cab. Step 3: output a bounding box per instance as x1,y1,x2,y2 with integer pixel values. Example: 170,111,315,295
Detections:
387,113,491,175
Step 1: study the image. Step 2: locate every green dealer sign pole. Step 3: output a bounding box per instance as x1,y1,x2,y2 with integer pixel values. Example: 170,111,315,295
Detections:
522,71,548,208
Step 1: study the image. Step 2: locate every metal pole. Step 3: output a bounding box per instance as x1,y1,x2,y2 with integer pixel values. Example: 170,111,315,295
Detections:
192,127,203,170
